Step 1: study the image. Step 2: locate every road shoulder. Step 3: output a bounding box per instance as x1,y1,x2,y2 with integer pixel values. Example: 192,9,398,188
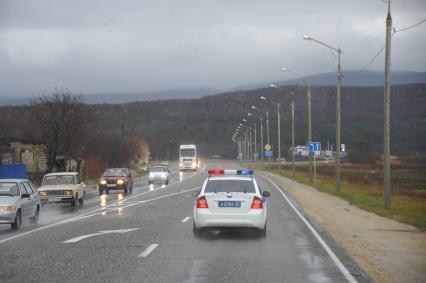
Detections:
260,171,426,283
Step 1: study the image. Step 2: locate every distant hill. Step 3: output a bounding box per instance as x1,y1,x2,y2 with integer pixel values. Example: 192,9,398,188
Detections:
233,70,426,91
0,70,425,106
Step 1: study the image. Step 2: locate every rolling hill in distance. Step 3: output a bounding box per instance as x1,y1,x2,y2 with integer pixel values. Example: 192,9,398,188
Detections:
0,70,425,106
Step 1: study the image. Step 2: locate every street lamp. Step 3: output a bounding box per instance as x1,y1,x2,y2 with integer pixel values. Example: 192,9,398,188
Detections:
251,105,270,161
239,123,252,162
270,84,296,176
248,112,263,161
244,117,258,162
304,34,343,192
282,67,314,182
260,95,281,166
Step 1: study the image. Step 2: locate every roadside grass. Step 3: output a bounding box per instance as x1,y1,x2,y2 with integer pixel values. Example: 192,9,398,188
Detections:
254,164,426,230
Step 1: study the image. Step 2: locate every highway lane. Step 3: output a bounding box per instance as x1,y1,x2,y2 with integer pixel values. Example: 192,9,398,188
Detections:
0,162,366,282
0,164,201,240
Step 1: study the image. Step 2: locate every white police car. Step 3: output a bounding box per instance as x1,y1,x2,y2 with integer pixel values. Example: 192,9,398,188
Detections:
193,169,270,236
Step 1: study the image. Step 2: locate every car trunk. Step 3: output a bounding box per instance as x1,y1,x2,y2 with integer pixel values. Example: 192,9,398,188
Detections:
204,192,254,213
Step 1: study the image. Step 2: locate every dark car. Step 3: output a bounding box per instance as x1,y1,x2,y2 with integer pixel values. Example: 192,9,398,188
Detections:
98,168,133,195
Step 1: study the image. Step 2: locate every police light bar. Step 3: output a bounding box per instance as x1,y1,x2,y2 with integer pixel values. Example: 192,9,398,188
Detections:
207,169,254,175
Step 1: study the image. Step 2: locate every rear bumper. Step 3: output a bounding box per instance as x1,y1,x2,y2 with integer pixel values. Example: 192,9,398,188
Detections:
194,208,266,229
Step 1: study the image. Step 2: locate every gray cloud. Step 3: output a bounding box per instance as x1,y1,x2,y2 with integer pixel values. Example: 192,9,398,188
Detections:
0,0,425,97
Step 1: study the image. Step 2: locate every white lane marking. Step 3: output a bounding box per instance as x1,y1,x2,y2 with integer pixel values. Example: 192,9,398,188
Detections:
0,186,201,245
259,173,358,283
63,228,139,243
181,217,191,223
138,244,159,258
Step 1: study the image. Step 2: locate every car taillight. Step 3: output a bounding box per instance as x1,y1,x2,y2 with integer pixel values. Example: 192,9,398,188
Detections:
196,196,208,208
251,196,263,209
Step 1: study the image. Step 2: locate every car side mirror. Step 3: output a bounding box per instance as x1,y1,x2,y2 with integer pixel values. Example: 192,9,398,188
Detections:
262,191,270,197
22,193,30,198
192,191,200,197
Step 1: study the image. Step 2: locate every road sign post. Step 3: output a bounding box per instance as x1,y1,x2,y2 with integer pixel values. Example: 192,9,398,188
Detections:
308,142,321,183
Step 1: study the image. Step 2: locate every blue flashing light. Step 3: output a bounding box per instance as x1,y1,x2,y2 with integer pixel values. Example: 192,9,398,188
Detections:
237,169,254,175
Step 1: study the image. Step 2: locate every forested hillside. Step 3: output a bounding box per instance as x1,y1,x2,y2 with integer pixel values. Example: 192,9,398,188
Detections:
1,84,425,160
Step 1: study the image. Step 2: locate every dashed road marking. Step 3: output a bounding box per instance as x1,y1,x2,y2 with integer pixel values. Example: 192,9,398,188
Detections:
138,244,159,258
181,217,191,223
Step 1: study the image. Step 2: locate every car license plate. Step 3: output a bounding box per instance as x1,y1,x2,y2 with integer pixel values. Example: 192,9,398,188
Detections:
107,184,116,188
218,201,241,208
48,197,61,202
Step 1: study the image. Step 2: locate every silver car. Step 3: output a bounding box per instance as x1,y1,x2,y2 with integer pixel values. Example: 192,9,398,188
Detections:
0,179,41,230
148,166,170,185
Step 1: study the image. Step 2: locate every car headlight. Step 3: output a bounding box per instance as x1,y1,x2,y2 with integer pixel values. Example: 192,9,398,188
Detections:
39,191,47,196
64,190,73,195
100,180,107,185
161,173,167,178
192,162,196,168
179,162,183,167
149,173,154,178
117,179,124,185
0,205,14,212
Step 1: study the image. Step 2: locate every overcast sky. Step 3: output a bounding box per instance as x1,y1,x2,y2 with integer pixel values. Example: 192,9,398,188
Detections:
0,0,425,97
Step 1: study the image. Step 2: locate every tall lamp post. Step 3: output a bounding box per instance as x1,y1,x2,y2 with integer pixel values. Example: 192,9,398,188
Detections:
304,35,343,192
248,113,263,161
239,123,252,162
270,84,296,176
282,68,314,182
244,118,257,162
251,105,270,161
260,95,281,165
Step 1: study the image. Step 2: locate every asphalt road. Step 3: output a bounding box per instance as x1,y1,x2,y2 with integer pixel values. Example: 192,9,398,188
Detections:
0,162,365,283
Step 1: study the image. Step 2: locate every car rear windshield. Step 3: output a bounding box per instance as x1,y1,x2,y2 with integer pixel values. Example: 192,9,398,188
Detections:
0,182,20,196
42,175,76,186
103,170,126,177
150,167,167,172
205,179,255,193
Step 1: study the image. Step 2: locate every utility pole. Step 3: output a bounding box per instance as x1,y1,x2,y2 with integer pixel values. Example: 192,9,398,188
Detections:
336,48,342,192
277,103,281,166
308,82,313,182
266,111,270,161
254,123,257,162
291,92,295,176
384,0,392,209
260,118,264,162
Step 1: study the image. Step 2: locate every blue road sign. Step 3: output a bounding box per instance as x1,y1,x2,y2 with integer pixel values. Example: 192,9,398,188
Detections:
264,150,273,157
253,152,259,159
308,142,321,153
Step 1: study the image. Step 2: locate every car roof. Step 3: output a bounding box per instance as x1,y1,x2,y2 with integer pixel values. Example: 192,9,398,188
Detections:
0,179,29,182
44,172,78,176
206,176,254,181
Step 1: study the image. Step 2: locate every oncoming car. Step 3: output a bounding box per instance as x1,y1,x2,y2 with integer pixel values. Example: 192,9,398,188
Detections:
98,168,133,195
38,172,86,206
148,166,170,185
193,169,270,236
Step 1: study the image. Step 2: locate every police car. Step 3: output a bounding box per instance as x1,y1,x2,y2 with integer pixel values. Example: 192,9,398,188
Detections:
193,169,270,236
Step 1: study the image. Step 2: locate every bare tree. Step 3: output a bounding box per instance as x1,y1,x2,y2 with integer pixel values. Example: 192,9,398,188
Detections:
29,89,92,172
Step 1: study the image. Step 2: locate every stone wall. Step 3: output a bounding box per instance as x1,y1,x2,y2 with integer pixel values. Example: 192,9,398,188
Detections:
9,142,48,173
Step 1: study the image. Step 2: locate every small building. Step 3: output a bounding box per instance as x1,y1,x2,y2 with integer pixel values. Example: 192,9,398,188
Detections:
8,142,48,173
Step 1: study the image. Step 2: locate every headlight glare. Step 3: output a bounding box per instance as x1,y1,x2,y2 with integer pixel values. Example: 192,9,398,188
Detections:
64,190,73,195
0,205,14,212
39,191,47,196
117,179,124,185
100,180,107,185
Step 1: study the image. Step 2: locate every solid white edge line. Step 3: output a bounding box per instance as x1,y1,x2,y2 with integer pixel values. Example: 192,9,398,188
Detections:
181,217,191,223
259,173,358,283
138,244,159,258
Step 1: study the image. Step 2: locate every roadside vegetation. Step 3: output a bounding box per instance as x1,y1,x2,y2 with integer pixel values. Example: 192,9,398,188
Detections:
254,160,426,230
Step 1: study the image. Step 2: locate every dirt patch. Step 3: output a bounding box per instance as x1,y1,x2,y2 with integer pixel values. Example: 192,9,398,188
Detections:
262,171,426,283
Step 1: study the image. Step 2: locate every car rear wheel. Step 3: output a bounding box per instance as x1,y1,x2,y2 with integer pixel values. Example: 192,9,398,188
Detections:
193,222,200,237
30,206,40,225
11,210,22,230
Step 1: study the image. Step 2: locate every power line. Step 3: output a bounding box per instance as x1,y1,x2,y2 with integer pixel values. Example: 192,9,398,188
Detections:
353,19,426,75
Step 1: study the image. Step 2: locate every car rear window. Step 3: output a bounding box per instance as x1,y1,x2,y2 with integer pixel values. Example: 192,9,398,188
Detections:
150,167,167,172
204,179,255,193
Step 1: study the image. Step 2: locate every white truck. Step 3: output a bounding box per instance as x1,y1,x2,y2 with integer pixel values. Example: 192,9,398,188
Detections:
179,145,198,171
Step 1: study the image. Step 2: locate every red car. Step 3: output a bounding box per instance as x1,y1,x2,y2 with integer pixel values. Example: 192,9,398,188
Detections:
98,168,133,195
